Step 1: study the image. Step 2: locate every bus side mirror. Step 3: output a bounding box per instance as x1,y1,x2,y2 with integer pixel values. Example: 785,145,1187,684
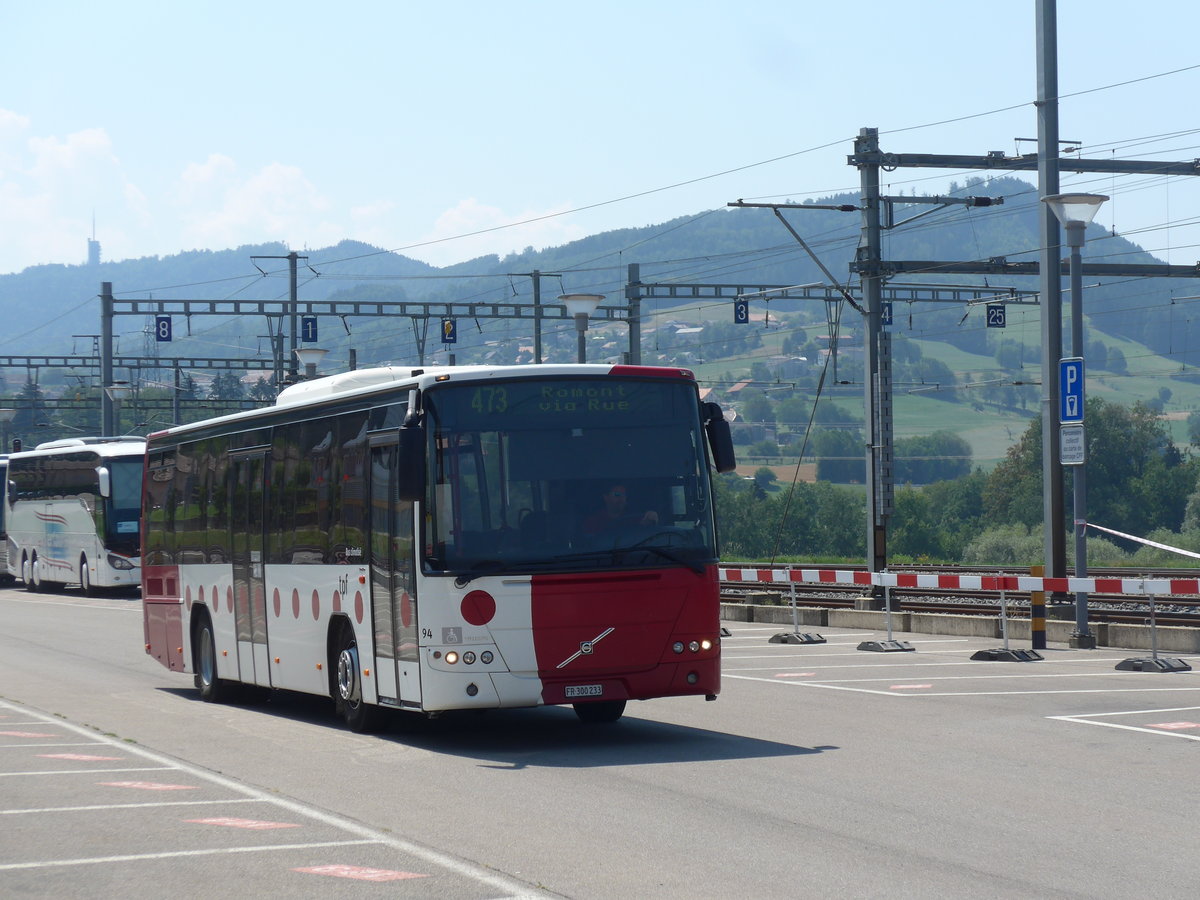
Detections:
396,424,426,502
97,466,112,499
703,403,737,474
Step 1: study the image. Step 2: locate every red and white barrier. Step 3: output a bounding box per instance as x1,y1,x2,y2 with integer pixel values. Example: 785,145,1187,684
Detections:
718,567,1200,598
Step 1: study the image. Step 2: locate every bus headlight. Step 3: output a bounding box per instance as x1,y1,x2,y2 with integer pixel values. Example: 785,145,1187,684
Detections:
445,651,459,664
672,641,685,654
107,554,135,570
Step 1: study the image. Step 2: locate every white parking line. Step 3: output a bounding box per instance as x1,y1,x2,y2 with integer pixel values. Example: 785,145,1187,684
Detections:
0,699,549,898
1050,705,1200,741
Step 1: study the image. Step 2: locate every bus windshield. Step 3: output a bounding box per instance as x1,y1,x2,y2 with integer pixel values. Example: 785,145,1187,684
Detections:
422,376,717,574
106,457,143,550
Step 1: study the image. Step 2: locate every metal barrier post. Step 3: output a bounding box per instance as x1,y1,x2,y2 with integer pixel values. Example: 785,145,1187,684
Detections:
1116,590,1191,672
768,567,825,645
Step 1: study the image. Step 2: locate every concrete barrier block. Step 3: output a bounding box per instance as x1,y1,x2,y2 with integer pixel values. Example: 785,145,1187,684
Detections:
1106,623,1200,653
908,613,999,638
828,609,911,632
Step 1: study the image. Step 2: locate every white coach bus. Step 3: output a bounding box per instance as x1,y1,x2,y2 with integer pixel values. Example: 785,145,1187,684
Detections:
6,438,145,593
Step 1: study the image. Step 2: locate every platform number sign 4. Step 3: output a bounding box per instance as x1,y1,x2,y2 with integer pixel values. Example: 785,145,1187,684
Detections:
301,316,318,343
154,315,172,342
881,302,893,326
986,303,1006,328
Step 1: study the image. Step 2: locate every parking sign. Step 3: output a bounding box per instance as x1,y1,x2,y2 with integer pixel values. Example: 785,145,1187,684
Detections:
1059,357,1084,423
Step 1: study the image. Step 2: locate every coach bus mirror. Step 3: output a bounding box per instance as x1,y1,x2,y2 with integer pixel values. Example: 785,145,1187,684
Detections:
703,403,737,474
97,466,112,498
396,425,426,502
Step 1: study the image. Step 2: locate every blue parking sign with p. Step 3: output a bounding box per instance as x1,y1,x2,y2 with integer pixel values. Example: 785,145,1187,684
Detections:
1060,357,1084,423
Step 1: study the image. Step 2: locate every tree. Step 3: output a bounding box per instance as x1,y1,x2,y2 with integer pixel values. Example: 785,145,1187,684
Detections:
208,371,245,402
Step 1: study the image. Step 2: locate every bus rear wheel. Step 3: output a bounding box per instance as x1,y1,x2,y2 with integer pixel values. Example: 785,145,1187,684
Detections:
335,626,383,733
29,554,44,592
195,618,228,703
573,699,626,724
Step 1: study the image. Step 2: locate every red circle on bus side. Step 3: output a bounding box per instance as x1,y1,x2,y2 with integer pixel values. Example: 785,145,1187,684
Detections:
461,590,496,627
333,590,342,613
291,588,301,619
354,591,364,624
311,589,321,621
185,585,192,611
226,586,234,613
199,584,205,607
400,592,412,628
272,588,281,618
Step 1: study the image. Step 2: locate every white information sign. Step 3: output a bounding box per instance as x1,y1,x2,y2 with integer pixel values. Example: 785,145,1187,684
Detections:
1060,423,1085,466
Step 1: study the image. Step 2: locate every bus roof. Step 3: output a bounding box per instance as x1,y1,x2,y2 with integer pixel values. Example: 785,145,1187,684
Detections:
8,437,146,463
149,363,697,442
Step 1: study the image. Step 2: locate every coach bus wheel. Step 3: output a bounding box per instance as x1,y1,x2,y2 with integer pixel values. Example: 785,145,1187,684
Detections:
29,554,44,592
573,700,626,724
335,627,382,733
21,554,36,592
195,618,227,703
80,555,96,596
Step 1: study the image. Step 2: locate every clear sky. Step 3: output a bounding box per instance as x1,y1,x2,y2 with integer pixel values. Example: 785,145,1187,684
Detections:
3,0,1199,276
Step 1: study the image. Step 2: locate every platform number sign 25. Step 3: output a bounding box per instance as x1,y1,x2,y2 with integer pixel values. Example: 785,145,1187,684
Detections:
985,303,1006,328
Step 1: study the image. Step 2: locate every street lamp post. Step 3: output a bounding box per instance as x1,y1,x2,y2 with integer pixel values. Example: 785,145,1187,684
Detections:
293,348,328,381
1042,192,1107,650
559,294,604,363
104,381,133,437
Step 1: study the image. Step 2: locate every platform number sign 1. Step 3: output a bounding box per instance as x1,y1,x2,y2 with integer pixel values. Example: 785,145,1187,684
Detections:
154,315,172,342
441,318,457,344
301,316,318,343
733,298,749,324
986,303,1006,328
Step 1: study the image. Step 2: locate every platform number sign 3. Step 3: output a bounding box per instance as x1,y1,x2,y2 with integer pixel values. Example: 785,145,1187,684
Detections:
733,299,749,324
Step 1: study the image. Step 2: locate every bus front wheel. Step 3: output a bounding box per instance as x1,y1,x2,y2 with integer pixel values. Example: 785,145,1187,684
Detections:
573,699,626,724
80,555,96,596
335,627,383,733
195,618,227,703
29,554,43,592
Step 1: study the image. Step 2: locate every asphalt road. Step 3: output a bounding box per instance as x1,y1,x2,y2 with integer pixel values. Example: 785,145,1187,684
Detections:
2,584,1200,898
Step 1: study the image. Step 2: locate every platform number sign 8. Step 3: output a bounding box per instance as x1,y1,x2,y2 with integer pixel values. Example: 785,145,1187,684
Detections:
986,303,1006,328
733,299,749,324
154,315,172,342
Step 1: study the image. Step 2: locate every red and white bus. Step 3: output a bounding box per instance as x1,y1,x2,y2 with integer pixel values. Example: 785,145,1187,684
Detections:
142,363,735,730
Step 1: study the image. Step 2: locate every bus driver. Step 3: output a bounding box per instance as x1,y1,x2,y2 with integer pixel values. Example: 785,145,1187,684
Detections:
581,483,658,537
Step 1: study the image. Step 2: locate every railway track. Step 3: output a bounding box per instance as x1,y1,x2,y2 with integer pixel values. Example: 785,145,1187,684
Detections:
720,564,1200,627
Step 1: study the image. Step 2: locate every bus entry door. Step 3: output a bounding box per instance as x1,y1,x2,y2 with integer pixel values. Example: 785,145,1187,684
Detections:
368,437,421,708
231,450,271,687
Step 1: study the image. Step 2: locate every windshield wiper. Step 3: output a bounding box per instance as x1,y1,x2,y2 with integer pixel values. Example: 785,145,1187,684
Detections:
615,544,705,574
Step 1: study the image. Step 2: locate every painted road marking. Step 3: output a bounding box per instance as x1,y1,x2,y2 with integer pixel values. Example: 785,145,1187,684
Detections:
185,817,302,830
1050,706,1200,742
0,698,552,897
0,767,172,778
37,754,124,761
0,731,56,738
890,684,932,690
295,864,429,882
774,673,816,678
1148,721,1200,730
2,798,265,816
98,781,200,791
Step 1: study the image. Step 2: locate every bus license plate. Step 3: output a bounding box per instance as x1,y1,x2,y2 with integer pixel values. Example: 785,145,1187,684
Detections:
565,684,603,698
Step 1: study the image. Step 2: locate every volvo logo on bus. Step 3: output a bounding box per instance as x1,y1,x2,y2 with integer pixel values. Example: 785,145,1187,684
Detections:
558,627,615,669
